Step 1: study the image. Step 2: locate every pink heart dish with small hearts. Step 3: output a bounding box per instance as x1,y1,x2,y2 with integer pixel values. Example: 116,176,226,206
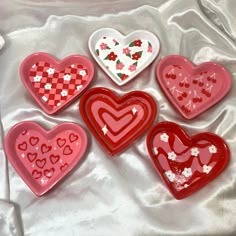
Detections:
89,28,160,86
4,122,88,196
146,121,230,199
156,55,232,119
20,52,94,114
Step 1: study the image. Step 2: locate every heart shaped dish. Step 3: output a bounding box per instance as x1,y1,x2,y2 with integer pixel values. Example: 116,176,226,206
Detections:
147,121,230,199
20,52,94,114
156,55,232,119
89,28,160,86
79,87,157,155
4,121,88,196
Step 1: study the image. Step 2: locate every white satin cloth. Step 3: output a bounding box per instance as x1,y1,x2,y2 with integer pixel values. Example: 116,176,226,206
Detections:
1,0,236,235
0,36,4,50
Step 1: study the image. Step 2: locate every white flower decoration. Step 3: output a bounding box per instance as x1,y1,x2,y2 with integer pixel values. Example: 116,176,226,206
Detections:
77,85,83,90
168,151,177,161
61,90,68,97
160,133,169,142
44,83,52,90
209,145,217,154
79,70,87,77
63,74,71,81
191,147,199,157
182,167,192,178
203,165,212,174
47,68,55,75
165,170,175,182
153,147,158,155
42,96,48,102
34,75,42,82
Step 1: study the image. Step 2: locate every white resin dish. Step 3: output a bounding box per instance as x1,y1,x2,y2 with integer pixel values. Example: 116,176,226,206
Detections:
88,28,160,86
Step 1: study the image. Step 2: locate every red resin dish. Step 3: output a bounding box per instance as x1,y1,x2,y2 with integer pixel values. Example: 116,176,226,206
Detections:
20,52,94,114
79,87,157,156
4,122,88,196
146,121,230,199
156,55,232,119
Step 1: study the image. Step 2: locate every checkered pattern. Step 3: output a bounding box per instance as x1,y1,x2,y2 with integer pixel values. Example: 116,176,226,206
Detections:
29,61,89,109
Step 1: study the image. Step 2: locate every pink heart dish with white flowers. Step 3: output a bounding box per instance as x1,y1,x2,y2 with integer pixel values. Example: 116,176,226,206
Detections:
20,52,94,114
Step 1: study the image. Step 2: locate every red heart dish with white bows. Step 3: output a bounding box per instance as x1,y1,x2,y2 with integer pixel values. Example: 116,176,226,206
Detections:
79,87,157,156
146,121,230,199
4,122,87,196
156,55,232,119
20,52,94,114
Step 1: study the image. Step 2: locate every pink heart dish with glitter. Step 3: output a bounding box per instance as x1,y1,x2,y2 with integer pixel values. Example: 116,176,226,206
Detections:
146,121,230,199
156,55,232,119
89,28,160,86
4,122,88,196
20,52,94,114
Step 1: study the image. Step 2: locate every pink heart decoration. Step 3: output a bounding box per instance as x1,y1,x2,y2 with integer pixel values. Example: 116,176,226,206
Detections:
20,52,94,114
156,55,232,119
4,122,88,196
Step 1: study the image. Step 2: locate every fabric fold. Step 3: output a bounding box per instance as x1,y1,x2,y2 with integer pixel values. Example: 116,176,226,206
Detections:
0,1,236,235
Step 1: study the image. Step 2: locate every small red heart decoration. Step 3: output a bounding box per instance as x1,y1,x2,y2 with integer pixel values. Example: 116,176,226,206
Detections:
20,52,94,114
69,133,78,143
50,154,60,164
41,144,52,154
4,122,87,196
146,121,230,199
156,55,232,119
36,158,46,169
57,138,66,147
18,142,27,151
27,153,37,162
80,87,157,156
63,145,73,155
29,137,39,146
32,170,42,179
